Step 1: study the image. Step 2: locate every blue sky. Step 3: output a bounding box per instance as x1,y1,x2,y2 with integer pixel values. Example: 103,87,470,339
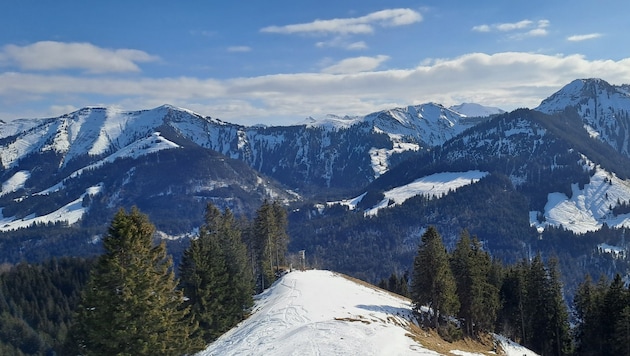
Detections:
1,1,629,125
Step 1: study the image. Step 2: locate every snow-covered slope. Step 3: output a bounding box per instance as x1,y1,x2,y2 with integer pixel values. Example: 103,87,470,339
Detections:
199,270,535,356
449,103,505,118
530,162,630,234
536,78,630,157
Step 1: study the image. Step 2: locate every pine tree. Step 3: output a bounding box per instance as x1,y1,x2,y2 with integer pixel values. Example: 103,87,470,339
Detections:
72,207,198,356
411,226,459,329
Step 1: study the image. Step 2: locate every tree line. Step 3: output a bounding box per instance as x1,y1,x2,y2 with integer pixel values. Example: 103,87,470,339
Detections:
0,200,289,355
406,226,630,356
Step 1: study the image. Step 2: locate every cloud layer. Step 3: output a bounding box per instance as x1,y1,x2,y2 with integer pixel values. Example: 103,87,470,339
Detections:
2,42,630,125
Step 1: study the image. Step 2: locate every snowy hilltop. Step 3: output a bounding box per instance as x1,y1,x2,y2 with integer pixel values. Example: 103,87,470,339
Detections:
198,270,536,356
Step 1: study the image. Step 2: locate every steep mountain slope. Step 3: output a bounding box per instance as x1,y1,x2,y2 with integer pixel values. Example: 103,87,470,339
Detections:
199,270,535,356
536,78,630,157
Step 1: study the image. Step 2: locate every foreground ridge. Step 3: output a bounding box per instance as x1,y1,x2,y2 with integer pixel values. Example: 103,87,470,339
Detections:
198,270,536,356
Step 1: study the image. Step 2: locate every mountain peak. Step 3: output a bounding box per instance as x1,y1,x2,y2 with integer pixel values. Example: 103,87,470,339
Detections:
536,78,619,113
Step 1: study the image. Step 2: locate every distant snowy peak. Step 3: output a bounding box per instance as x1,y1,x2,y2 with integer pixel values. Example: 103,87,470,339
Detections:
449,102,505,117
298,114,363,129
364,102,480,148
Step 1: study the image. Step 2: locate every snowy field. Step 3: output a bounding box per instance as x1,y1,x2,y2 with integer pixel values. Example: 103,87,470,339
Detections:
365,171,488,216
198,270,535,356
531,165,630,234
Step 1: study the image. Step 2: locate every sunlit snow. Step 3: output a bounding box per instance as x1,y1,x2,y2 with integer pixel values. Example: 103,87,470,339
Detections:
0,184,102,231
0,170,30,196
365,171,488,216
36,132,178,195
198,270,535,356
530,165,630,234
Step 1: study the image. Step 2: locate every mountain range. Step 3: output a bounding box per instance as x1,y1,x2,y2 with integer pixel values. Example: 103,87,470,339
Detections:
1,78,629,291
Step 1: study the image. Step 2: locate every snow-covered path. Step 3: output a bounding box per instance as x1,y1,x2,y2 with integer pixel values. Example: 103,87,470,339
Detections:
197,270,536,356
198,270,437,356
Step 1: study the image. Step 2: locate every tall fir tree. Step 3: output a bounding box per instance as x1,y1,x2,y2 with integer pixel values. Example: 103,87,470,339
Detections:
524,255,571,356
251,200,289,291
411,226,459,329
450,230,499,337
573,274,606,355
179,203,254,344
72,207,198,356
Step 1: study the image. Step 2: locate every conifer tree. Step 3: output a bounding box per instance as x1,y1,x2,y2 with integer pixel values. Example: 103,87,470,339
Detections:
613,306,630,355
72,207,198,356
573,274,605,355
251,200,289,291
179,204,254,344
411,226,459,329
524,255,571,356
450,230,499,337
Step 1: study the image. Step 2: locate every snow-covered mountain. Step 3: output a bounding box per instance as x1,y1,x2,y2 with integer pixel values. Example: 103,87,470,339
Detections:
449,103,505,118
198,270,536,356
3,78,630,288
536,78,630,157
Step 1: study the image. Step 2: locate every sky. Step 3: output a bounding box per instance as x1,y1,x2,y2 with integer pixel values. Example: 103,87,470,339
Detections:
1,0,629,126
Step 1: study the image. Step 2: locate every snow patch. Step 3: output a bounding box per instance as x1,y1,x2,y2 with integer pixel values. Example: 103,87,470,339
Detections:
365,171,488,216
530,166,630,234
1,170,30,196
0,184,102,231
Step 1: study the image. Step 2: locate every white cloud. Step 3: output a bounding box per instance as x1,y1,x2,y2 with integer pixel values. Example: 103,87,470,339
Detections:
567,33,603,42
496,20,533,32
260,8,421,35
0,41,159,73
473,19,549,39
321,55,389,74
2,52,630,126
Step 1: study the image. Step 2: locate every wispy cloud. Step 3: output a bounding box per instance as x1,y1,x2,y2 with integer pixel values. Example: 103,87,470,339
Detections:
2,52,630,125
260,8,422,35
473,19,550,39
320,55,389,74
227,46,252,53
567,33,603,42
0,41,159,73
316,37,368,50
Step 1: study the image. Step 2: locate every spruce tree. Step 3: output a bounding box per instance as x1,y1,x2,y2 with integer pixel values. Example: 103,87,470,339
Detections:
251,200,289,291
72,207,198,356
179,204,254,344
450,230,499,337
613,306,630,355
411,226,459,329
